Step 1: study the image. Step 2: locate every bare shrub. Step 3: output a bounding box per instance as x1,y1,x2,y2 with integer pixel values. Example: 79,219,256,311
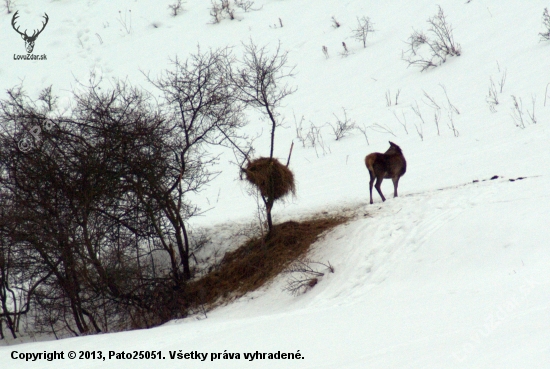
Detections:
510,95,525,128
0,47,252,337
402,6,461,71
2,0,15,14
540,8,550,41
508,95,538,130
235,0,260,12
322,45,329,59
209,0,223,23
486,77,499,112
210,0,236,23
168,0,184,16
222,0,235,20
331,16,341,28
385,89,401,106
486,67,507,113
329,107,356,140
339,41,350,57
352,16,375,48
283,259,334,296
0,81,176,335
293,113,306,147
305,122,329,157
117,9,132,34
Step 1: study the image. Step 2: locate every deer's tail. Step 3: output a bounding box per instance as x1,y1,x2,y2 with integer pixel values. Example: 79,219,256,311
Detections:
365,154,376,177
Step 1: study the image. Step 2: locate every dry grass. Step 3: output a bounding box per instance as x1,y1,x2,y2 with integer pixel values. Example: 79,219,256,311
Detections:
243,157,296,200
185,216,346,311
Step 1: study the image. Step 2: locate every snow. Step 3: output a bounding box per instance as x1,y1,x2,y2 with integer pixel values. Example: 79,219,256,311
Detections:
1,0,550,367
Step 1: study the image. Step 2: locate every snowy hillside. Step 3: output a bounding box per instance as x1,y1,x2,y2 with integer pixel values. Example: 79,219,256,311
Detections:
1,0,550,367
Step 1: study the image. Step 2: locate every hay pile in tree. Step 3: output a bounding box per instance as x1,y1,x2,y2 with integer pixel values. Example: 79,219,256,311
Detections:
243,157,296,200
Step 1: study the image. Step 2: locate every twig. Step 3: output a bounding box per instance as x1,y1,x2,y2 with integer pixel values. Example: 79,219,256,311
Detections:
510,95,525,129
369,122,396,137
486,77,499,112
356,123,370,145
526,95,537,125
422,90,441,110
439,84,459,114
433,109,441,135
499,68,507,93
392,110,408,134
286,141,294,166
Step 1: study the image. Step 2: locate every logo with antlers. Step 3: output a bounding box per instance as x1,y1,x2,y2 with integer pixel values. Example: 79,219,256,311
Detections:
11,11,49,54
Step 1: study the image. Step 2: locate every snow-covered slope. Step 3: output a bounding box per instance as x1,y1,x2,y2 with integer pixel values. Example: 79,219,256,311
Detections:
1,0,550,367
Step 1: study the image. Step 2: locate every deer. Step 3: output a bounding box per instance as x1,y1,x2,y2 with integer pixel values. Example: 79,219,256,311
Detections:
11,11,49,54
365,141,407,204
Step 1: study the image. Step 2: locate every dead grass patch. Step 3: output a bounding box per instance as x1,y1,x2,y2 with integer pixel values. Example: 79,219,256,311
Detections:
185,216,346,312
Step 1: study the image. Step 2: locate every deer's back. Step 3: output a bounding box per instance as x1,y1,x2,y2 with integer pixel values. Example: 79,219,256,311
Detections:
365,152,406,178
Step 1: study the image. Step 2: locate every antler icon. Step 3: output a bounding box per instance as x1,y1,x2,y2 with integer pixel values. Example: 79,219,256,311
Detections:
12,11,49,54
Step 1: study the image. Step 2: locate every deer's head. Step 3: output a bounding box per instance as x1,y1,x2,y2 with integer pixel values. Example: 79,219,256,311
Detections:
12,11,49,54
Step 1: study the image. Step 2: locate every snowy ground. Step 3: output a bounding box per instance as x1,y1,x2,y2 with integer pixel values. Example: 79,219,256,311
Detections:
1,0,550,367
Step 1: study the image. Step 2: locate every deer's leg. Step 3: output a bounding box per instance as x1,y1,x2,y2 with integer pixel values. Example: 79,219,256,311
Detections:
392,176,400,198
369,171,375,204
375,176,386,202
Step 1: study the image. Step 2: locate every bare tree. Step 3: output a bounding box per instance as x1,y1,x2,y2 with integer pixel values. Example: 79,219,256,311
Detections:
352,16,375,48
0,83,142,336
0,50,250,337
146,47,248,279
232,41,296,160
230,41,296,232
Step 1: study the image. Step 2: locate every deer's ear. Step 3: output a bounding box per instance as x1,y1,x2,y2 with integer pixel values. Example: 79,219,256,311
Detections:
20,34,26,40
389,141,395,146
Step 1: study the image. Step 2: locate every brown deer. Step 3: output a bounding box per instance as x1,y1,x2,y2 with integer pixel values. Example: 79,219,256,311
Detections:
365,141,407,204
